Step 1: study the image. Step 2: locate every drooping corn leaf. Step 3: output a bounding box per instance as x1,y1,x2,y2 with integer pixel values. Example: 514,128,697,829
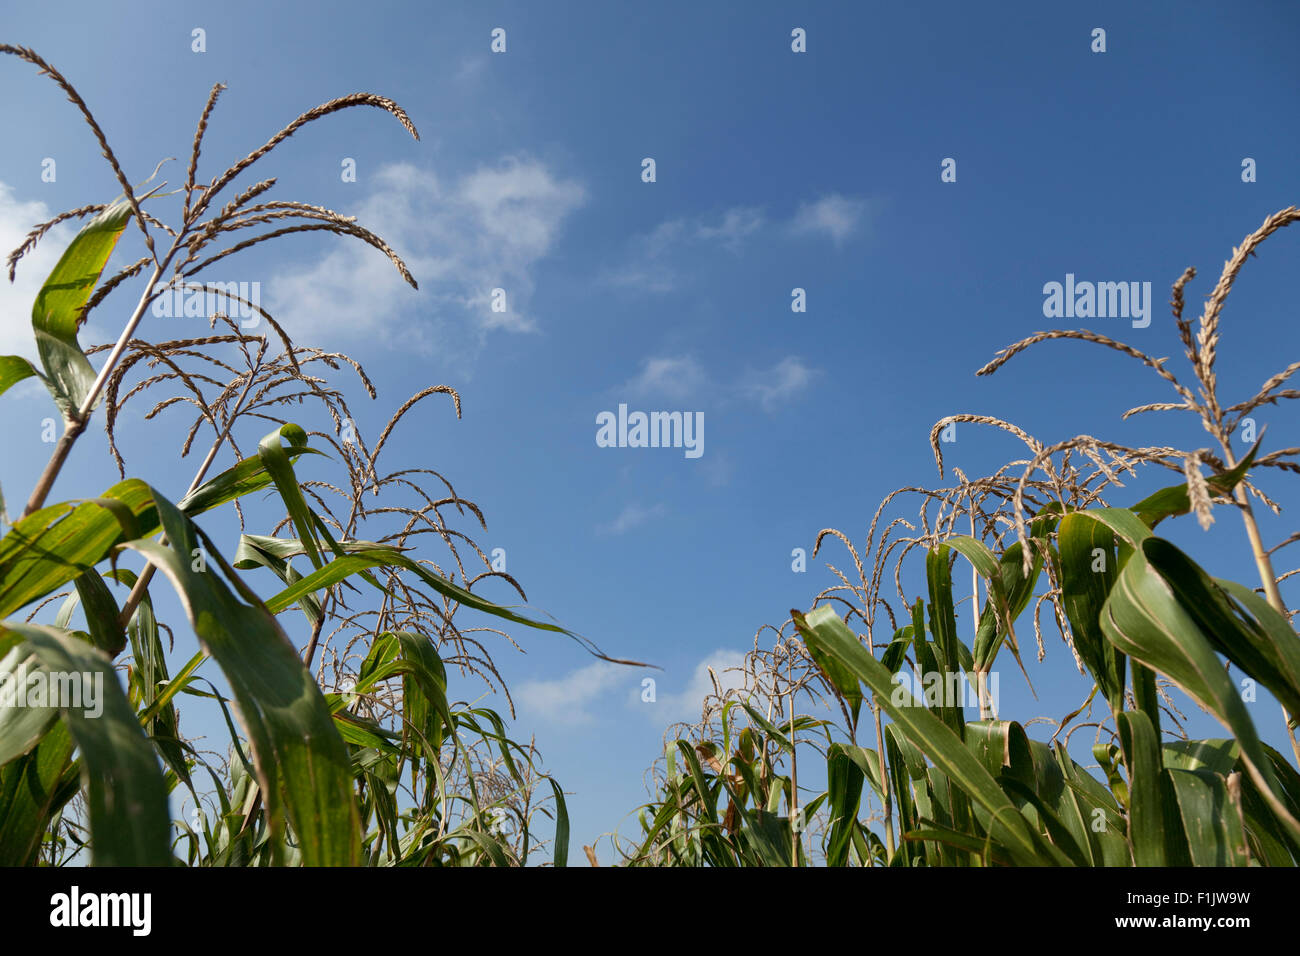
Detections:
264,541,621,662
176,443,323,517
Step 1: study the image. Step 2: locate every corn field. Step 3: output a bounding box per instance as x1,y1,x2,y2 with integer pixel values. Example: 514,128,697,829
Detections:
2,38,1299,875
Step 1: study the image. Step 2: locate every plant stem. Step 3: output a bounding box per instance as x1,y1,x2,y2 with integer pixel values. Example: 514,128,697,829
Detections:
21,417,87,520
874,701,894,861
789,674,798,867
970,501,989,719
1222,443,1300,766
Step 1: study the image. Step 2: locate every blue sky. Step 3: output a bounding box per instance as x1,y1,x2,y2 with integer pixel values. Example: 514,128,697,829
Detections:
2,0,1299,862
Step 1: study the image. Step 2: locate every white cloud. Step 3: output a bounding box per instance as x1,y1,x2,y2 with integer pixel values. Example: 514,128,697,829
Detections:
265,158,585,354
622,355,707,401
597,501,666,536
789,193,869,244
0,182,75,360
740,356,816,411
515,649,751,727
654,649,749,725
516,660,626,725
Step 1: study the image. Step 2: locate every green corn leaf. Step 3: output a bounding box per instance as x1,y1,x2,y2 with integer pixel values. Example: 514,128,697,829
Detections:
0,478,155,618
996,775,1090,866
233,534,324,627
738,807,794,867
72,568,126,658
31,198,132,417
740,702,794,752
794,604,1065,865
257,424,325,572
805,628,863,725
906,820,1013,864
109,567,191,787
674,740,720,828
391,630,452,760
1166,768,1249,866
0,721,75,865
177,444,324,517
826,742,866,866
1057,512,1127,712
926,545,965,675
1101,543,1300,844
1162,738,1239,775
924,547,968,739
0,640,59,765
6,623,171,865
972,540,1043,671
118,489,361,865
1236,744,1300,864
548,777,570,868
1047,740,1128,866
1116,709,1172,866
964,719,1037,795
264,542,622,663
881,625,913,674
1129,436,1263,529
1132,538,1300,719
0,440,332,623
0,354,40,399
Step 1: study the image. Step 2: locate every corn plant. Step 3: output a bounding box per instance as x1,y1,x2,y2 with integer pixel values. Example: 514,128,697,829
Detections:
620,208,1300,866
0,46,617,866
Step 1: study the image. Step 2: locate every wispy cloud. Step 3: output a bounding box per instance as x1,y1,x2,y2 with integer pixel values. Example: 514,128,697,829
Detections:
453,55,489,86
695,206,765,248
602,264,678,293
644,206,765,255
604,205,765,291
607,194,871,293
617,353,813,409
739,356,816,411
266,158,585,355
597,501,667,536
789,193,870,244
621,355,707,401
